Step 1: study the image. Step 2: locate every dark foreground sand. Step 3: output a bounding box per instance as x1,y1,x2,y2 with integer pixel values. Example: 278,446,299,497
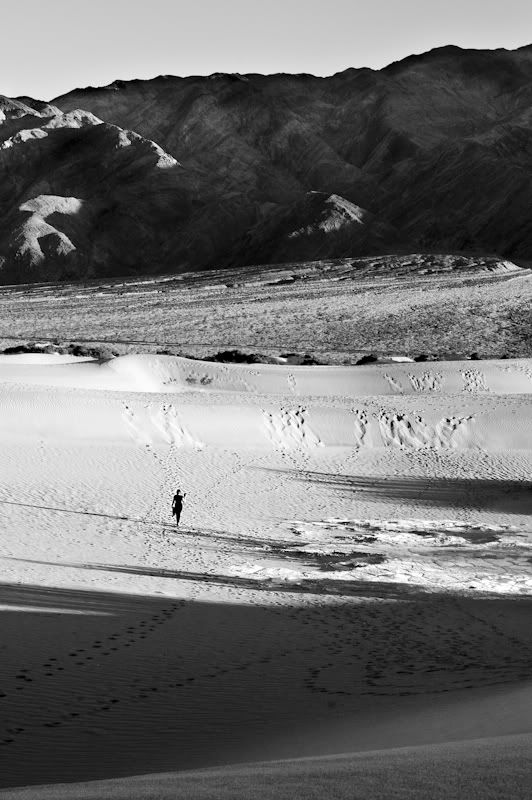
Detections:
1,584,532,793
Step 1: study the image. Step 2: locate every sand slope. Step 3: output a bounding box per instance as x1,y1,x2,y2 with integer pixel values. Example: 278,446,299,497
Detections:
0,354,531,790
0,355,531,454
3,733,532,800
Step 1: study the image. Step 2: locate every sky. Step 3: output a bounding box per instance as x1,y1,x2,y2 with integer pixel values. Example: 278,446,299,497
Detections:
3,0,532,100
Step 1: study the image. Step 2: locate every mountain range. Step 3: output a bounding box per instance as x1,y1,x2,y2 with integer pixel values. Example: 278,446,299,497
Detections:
1,43,532,283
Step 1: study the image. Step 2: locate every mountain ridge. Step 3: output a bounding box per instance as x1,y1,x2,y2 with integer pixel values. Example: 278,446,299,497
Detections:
44,42,532,96
1,43,532,283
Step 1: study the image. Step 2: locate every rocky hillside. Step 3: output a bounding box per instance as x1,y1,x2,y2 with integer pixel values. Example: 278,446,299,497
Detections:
1,44,532,282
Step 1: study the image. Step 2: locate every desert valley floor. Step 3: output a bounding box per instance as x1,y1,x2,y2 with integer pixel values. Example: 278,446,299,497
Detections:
0,351,531,796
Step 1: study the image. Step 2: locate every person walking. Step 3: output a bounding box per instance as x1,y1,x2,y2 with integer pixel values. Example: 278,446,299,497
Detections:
171,489,186,528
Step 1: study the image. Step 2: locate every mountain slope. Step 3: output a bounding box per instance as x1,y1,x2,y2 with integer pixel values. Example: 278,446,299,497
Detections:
1,44,532,282
229,191,401,266
0,97,226,282
55,44,532,259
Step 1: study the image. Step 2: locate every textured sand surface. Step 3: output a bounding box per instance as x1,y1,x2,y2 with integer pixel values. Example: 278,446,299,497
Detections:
3,734,532,800
0,355,531,791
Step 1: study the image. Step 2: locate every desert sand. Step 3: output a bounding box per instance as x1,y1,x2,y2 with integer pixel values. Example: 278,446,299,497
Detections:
0,353,531,796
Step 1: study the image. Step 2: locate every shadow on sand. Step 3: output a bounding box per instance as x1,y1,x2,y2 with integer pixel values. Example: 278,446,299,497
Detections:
258,470,532,515
0,501,282,551
8,557,429,600
1,581,532,791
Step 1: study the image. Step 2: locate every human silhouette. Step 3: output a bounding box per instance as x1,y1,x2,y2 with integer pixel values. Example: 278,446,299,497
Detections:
171,489,186,528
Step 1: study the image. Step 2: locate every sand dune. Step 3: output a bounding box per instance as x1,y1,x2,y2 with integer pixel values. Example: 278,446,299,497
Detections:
0,356,530,453
3,733,532,799
0,354,531,792
2,352,532,395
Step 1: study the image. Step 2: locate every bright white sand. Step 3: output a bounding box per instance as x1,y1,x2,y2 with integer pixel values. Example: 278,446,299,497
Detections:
0,355,531,791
